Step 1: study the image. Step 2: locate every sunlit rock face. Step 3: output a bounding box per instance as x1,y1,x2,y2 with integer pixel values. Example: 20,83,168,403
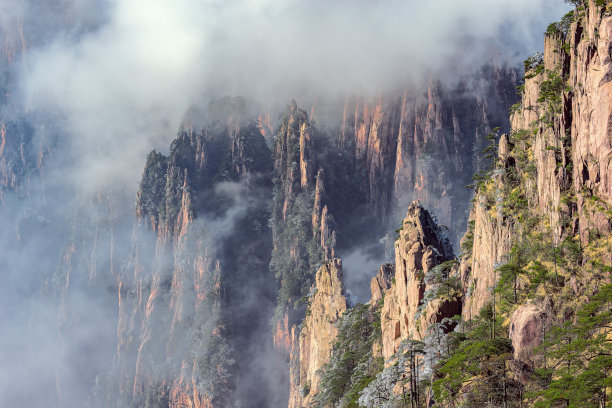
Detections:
380,202,457,360
337,66,519,246
370,263,394,306
464,0,612,321
288,259,348,408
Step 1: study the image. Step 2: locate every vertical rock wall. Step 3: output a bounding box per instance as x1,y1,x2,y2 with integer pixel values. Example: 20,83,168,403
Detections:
288,260,348,408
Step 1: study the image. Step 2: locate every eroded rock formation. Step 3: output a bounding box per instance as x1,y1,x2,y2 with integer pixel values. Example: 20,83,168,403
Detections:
99,96,277,408
381,202,457,359
288,259,348,408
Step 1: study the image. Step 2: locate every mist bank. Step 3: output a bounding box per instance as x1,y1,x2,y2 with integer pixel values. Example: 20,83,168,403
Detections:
4,0,569,196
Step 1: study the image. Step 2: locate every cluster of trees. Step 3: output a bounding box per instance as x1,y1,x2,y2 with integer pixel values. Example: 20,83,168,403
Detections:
314,304,383,408
533,284,611,408
269,103,322,316
270,102,372,320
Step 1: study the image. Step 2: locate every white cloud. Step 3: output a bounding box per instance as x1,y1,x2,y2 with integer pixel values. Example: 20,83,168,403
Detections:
13,0,569,195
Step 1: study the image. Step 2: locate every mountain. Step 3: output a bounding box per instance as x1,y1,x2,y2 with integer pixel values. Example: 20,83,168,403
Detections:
291,1,611,407
1,1,610,408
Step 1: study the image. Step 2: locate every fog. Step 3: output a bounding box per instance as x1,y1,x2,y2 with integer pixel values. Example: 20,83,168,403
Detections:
0,0,570,406
10,0,569,193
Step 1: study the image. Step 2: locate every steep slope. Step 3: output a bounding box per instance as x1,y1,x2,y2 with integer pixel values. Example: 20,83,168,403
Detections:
374,1,610,406
338,67,519,242
463,0,611,319
272,67,519,354
290,203,460,407
95,96,279,408
291,2,611,407
436,3,611,405
288,260,348,408
381,203,457,359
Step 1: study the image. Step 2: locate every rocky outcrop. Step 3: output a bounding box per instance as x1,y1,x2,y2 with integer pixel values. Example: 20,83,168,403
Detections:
464,0,612,321
339,67,519,244
271,101,340,347
275,101,314,222
288,259,348,408
273,69,520,350
509,302,549,370
568,1,612,245
370,263,394,306
100,97,276,408
462,191,514,320
381,202,456,360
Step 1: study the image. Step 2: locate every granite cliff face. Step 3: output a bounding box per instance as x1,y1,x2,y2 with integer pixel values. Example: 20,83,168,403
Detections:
369,264,394,306
288,260,348,408
464,0,612,320
272,68,519,355
287,3,611,407
380,203,458,359
338,68,519,244
94,97,279,408
6,3,607,406
567,2,612,244
286,202,462,407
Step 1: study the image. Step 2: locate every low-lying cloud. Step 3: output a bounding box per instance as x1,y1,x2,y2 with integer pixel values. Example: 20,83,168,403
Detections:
12,0,570,195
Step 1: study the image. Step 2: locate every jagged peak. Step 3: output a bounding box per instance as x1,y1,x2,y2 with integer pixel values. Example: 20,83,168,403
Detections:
370,263,394,305
313,258,345,298
398,201,455,263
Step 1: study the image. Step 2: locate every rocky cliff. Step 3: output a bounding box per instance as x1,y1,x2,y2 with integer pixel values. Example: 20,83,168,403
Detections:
286,202,461,407
338,67,519,244
94,96,279,408
381,203,458,359
464,0,611,320
288,260,348,408
4,2,610,407
288,3,611,407
272,67,519,354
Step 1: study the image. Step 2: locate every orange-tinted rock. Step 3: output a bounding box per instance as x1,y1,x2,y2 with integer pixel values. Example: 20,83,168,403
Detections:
288,259,348,408
370,263,394,306
381,202,455,360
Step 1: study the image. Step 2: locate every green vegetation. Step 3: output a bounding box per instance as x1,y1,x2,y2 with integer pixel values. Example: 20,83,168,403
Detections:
546,10,576,37
433,304,519,407
359,339,428,408
532,284,612,408
271,101,371,320
137,150,168,222
270,104,322,317
431,2,612,404
524,52,544,72
421,260,462,305
537,69,568,115
467,127,500,194
314,304,383,408
460,220,475,256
